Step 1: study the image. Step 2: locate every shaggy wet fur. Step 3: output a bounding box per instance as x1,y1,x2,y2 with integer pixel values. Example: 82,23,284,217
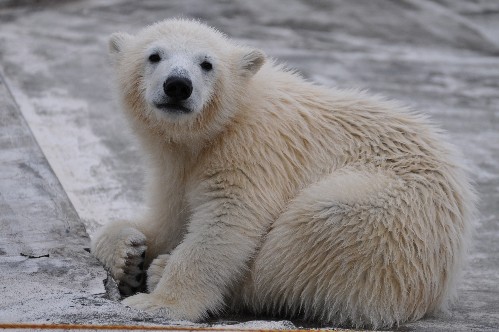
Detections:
91,19,476,329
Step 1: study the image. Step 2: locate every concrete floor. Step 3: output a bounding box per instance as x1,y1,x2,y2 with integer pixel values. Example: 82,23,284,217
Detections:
0,1,498,330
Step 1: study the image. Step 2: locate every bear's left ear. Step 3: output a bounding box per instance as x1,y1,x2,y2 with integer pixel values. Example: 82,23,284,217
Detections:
239,49,265,77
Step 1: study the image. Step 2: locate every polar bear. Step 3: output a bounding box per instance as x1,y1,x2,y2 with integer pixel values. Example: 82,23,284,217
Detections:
91,19,475,329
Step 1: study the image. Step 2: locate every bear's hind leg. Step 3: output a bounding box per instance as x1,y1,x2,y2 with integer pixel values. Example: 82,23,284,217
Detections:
146,254,170,292
246,167,460,328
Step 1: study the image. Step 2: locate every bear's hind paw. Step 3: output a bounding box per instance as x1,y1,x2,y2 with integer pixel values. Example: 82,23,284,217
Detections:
147,254,170,292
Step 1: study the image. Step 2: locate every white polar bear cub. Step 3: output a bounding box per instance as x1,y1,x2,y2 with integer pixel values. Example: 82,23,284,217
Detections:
91,18,476,329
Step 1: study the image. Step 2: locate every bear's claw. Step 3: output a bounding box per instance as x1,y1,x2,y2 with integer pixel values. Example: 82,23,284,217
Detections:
91,224,147,297
117,240,147,296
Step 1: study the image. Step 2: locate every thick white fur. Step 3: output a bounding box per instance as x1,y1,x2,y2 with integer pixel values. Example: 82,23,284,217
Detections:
91,19,476,328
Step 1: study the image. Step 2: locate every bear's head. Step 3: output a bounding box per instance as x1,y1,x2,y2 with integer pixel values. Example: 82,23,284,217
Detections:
109,19,265,144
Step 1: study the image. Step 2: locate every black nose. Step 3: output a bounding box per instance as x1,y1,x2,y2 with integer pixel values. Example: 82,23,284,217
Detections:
163,76,193,101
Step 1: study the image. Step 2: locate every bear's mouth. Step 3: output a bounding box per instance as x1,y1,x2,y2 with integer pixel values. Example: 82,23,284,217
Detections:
155,103,191,114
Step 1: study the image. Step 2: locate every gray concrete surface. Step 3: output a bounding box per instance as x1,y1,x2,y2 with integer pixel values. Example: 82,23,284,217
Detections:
0,1,498,330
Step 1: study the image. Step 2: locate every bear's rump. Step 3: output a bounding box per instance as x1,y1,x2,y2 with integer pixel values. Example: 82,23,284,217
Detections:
231,165,464,328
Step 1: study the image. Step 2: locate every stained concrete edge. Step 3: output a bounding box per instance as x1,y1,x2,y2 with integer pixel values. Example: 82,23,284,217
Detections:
0,71,176,327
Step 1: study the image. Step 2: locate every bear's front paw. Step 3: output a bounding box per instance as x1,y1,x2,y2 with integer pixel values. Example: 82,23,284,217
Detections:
147,254,170,292
122,293,168,313
91,223,147,296
122,293,196,321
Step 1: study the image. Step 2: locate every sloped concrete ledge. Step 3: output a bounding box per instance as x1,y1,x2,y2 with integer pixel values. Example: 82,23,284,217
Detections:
0,74,162,326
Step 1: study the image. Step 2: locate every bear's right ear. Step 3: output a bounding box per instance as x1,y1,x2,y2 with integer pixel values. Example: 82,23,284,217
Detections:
109,32,133,57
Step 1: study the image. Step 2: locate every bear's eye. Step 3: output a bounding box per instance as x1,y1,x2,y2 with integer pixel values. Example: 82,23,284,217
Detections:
200,60,213,71
148,53,161,63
